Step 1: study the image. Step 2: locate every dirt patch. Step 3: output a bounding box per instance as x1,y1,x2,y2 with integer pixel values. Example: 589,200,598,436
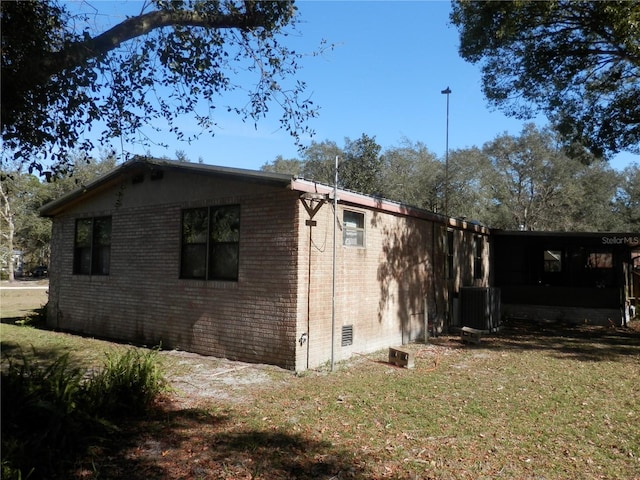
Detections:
159,340,466,409
158,350,292,409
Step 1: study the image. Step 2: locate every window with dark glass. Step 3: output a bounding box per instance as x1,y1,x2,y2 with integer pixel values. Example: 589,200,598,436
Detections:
544,250,562,272
584,250,614,288
474,236,483,279
181,205,240,281
586,252,613,269
343,210,365,247
73,216,111,275
446,230,454,279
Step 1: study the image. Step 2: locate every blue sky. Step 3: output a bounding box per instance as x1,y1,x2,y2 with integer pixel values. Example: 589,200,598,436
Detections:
77,0,638,171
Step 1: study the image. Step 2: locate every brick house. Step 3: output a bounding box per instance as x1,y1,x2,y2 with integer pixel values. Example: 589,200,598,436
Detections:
40,157,491,370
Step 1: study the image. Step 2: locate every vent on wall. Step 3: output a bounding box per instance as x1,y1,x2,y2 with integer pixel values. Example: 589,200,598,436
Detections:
341,325,353,346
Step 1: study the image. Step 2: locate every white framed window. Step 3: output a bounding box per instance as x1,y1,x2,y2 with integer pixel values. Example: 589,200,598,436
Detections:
343,210,365,247
543,250,562,272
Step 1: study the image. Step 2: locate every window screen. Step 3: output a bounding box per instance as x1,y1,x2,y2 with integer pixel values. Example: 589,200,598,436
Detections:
343,210,365,247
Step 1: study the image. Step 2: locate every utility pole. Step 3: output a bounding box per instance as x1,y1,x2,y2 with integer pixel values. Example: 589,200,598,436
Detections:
441,86,451,216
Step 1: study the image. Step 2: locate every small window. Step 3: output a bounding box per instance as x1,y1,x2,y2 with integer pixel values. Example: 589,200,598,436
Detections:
586,252,613,269
343,210,365,247
544,250,562,272
474,236,483,279
73,216,111,275
181,205,240,281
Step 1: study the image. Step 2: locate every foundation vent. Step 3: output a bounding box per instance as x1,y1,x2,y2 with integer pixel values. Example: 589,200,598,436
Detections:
341,325,353,346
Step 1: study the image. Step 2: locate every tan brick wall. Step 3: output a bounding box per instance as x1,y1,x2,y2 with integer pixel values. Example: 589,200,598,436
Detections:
294,201,462,369
293,201,491,370
47,169,301,369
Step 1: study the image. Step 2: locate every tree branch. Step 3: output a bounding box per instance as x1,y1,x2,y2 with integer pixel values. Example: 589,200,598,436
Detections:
41,7,273,78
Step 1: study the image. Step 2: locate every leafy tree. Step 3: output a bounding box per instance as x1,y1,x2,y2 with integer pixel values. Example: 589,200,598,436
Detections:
0,171,19,280
614,164,640,230
1,153,118,280
41,152,118,204
340,134,383,195
2,0,322,176
380,140,442,210
446,147,495,222
300,139,343,185
478,124,622,231
568,162,622,231
1,166,51,280
451,1,640,160
260,155,303,176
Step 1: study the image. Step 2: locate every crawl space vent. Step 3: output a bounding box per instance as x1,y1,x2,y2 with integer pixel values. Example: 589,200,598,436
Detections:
341,325,353,347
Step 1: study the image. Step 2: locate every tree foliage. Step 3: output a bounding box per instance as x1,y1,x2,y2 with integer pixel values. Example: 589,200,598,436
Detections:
300,140,343,185
260,155,303,176
267,134,384,195
380,140,441,211
478,125,620,230
614,164,640,230
340,134,383,195
451,0,640,160
445,147,493,221
1,153,117,279
1,0,321,176
261,125,627,232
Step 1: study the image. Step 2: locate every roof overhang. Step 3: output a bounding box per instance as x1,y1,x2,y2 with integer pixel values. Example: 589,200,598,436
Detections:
291,178,490,235
39,156,490,235
40,156,293,217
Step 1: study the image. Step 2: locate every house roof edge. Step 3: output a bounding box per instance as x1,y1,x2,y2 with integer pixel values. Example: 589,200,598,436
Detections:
290,178,490,235
40,156,294,217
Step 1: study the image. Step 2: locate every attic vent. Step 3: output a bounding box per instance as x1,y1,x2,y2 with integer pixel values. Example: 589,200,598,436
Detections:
341,325,353,347
150,169,164,180
132,173,144,184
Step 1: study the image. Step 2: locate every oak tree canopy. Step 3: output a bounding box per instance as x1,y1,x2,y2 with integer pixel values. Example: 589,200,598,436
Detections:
1,0,319,176
451,0,640,161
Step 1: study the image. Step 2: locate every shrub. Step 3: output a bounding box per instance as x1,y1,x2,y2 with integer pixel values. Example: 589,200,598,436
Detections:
83,347,168,417
0,347,167,479
1,351,88,478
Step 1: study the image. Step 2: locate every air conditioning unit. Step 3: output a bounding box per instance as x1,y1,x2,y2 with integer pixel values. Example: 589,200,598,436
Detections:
460,287,501,331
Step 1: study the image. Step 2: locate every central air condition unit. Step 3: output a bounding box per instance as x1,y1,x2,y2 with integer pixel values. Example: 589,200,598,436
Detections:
460,287,501,331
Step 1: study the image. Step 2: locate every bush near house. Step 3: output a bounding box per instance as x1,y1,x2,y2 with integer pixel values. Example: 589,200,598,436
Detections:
1,346,166,479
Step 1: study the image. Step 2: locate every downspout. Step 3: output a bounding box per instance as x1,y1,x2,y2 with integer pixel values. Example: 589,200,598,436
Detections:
306,224,312,369
424,295,429,344
431,221,438,337
331,155,338,372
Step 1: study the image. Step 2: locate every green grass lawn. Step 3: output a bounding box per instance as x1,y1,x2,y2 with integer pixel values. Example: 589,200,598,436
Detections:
2,301,640,479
